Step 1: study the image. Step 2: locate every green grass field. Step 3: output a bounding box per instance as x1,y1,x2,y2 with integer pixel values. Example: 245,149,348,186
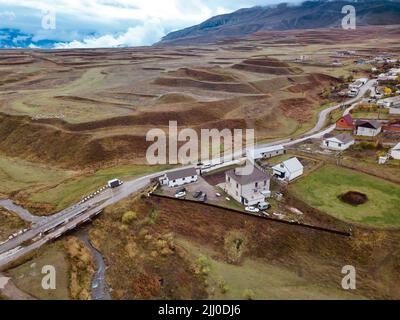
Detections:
290,165,400,227
0,155,75,195
30,164,174,211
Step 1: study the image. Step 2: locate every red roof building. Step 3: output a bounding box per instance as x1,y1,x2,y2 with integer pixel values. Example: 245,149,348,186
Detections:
336,114,354,130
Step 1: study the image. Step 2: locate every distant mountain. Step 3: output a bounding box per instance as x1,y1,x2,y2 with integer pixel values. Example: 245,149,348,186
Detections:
0,29,57,49
160,0,400,45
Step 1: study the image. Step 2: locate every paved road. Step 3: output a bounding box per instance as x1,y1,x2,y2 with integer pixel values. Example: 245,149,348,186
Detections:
0,79,375,269
0,200,44,224
257,79,376,149
0,168,189,268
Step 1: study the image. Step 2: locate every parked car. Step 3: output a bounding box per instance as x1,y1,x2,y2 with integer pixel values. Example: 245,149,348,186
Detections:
201,162,212,170
245,206,260,213
198,193,208,202
175,191,186,199
176,188,187,194
258,202,271,211
193,191,203,199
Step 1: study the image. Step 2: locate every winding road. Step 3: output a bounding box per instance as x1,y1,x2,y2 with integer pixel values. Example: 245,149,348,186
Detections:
0,79,376,271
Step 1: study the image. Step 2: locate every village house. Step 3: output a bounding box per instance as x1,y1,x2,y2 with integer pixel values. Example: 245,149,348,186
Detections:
378,96,400,115
162,167,198,188
388,68,400,76
391,143,400,160
322,133,355,151
336,114,354,131
248,145,286,160
272,157,304,182
225,166,271,206
354,119,382,137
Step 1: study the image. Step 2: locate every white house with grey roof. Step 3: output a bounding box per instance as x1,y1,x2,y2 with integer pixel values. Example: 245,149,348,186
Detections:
162,167,198,187
322,133,355,151
225,165,271,206
272,157,304,182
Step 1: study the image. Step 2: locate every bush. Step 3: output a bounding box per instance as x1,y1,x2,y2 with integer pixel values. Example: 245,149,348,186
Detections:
243,289,255,300
193,256,211,275
146,209,159,225
224,231,247,264
121,211,138,224
218,278,229,294
351,141,382,152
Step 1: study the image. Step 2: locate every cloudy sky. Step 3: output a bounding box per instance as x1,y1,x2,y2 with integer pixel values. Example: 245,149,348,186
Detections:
0,0,298,48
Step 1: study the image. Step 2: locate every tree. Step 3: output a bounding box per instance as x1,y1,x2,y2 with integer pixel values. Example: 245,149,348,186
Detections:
384,87,392,96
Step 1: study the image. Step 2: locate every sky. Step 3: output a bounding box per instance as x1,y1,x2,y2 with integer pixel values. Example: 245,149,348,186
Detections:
0,0,299,48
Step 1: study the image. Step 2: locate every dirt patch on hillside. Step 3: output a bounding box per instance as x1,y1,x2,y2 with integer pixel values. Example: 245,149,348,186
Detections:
153,77,260,94
0,114,150,169
340,192,369,206
232,56,302,75
156,93,197,104
279,98,314,122
170,67,239,83
288,73,339,95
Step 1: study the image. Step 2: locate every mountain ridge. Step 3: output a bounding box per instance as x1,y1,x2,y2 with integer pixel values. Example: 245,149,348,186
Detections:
159,0,400,45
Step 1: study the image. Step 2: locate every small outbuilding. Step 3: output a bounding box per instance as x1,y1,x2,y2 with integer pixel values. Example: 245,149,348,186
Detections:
336,114,354,131
391,143,400,160
322,133,355,151
248,145,286,160
272,157,304,182
354,119,382,137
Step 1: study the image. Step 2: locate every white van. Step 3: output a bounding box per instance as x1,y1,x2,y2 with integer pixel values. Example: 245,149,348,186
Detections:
258,202,271,211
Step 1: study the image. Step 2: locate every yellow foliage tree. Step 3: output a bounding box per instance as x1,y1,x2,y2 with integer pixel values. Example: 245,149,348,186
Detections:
384,87,392,96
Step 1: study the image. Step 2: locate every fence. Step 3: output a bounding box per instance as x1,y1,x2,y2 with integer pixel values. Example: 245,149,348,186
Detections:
150,193,351,237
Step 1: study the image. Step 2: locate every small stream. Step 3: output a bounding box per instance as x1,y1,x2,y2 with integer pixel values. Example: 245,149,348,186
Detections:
0,199,111,300
76,228,111,300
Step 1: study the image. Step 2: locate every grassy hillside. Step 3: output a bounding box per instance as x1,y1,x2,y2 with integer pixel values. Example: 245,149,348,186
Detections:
291,165,400,227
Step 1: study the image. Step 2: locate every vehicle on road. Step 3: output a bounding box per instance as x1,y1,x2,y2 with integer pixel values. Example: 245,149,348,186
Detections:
107,179,123,188
201,162,213,170
245,206,260,213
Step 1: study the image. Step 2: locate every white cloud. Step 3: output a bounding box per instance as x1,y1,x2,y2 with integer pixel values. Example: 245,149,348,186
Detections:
0,0,291,48
54,18,165,48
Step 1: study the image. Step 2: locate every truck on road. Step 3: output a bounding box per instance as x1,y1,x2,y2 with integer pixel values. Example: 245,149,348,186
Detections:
107,179,123,189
